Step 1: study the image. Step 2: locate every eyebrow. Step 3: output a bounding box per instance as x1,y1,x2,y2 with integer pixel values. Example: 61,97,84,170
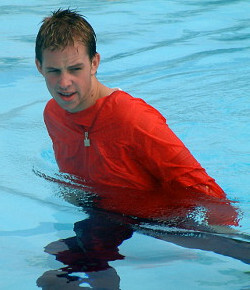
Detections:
68,63,84,69
45,67,59,70
45,63,84,70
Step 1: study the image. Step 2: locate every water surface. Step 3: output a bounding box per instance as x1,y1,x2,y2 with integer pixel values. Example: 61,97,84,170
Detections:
0,1,250,289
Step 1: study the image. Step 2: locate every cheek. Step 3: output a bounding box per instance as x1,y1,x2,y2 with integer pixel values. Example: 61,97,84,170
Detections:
45,76,56,89
77,73,91,88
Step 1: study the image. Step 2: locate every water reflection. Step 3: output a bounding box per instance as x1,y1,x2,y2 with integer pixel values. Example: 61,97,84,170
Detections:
36,178,250,289
37,210,133,289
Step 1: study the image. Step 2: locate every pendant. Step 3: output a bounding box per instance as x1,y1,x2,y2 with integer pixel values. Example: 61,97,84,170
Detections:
84,132,90,147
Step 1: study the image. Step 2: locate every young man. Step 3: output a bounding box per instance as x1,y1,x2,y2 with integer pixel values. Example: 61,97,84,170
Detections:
36,9,238,225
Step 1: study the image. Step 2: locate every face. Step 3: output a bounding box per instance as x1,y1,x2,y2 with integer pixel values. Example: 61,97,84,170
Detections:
36,43,100,113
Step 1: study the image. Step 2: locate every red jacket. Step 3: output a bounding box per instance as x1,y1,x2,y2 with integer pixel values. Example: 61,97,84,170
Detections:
44,90,238,224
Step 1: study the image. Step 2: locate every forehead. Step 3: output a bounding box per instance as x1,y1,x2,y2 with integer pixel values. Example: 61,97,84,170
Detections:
42,43,89,66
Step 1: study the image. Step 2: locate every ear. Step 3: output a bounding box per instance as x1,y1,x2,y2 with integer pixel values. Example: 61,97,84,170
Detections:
35,58,43,75
91,53,100,75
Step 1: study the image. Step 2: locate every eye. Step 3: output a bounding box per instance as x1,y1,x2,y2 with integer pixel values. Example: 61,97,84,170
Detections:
47,69,60,74
70,67,82,72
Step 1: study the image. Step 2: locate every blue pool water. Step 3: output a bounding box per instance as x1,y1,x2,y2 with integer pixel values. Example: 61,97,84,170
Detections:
1,1,250,289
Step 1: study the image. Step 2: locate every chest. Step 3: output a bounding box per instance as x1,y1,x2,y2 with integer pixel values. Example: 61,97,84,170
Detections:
52,123,130,177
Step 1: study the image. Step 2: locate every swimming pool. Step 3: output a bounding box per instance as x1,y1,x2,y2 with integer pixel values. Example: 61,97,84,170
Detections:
0,1,249,289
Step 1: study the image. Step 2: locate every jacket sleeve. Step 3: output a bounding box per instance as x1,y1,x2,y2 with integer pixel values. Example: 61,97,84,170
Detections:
128,99,239,225
129,100,221,194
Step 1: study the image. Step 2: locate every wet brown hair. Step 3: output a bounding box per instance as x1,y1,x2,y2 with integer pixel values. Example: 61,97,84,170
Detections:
35,8,97,63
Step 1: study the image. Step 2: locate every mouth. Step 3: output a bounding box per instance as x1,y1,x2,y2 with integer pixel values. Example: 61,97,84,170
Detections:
58,91,77,102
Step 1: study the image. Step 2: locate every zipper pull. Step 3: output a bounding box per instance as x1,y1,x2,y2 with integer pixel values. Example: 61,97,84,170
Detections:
84,131,90,147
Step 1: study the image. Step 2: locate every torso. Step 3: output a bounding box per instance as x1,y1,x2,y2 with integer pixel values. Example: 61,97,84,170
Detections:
44,90,160,191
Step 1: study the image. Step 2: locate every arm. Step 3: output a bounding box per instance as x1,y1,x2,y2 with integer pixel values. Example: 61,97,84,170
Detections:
129,99,239,225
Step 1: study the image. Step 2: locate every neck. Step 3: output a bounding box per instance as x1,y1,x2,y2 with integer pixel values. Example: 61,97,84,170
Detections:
92,79,115,102
73,78,115,113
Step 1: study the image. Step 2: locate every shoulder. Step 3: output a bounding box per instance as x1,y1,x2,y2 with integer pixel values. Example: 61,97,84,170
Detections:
44,98,56,116
43,99,68,135
44,98,59,114
106,90,166,124
107,90,136,107
44,99,64,121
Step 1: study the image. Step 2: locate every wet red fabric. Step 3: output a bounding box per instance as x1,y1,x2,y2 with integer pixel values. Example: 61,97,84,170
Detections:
44,90,238,224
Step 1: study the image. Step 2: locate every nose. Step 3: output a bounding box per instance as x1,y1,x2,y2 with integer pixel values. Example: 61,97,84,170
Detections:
58,72,72,90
